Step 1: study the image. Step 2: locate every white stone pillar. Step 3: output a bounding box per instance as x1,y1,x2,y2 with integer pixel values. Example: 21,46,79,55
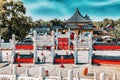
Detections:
12,65,17,74
58,70,62,80
79,33,82,44
51,30,54,36
51,30,55,64
74,33,77,64
88,33,93,64
33,31,37,64
56,29,58,50
76,72,80,80
0,35,2,62
39,67,45,80
25,67,29,77
68,28,70,50
12,74,16,80
100,73,105,80
45,32,47,39
0,35,1,47
113,74,116,80
51,45,54,64
68,69,73,80
94,73,97,80
12,65,17,80
0,50,2,62
11,34,16,64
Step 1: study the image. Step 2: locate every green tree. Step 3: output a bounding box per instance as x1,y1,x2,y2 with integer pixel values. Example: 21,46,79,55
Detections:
110,23,120,39
50,18,65,27
0,0,33,41
93,21,103,30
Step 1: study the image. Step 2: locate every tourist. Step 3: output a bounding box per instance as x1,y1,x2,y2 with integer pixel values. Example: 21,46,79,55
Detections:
39,53,46,63
29,51,33,57
37,57,40,62
6,53,8,60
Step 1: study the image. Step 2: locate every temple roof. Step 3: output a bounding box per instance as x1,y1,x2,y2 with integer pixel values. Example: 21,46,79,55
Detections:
66,24,93,30
81,25,93,30
66,8,92,23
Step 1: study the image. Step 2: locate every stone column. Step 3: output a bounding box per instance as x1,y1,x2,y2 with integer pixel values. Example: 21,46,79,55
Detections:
11,34,16,64
100,73,105,80
76,72,80,80
88,33,93,64
51,45,54,64
0,35,2,62
68,28,70,50
12,65,17,74
51,30,55,64
25,67,29,77
113,74,116,80
33,31,37,64
0,35,1,47
39,67,45,80
94,73,97,80
12,65,17,80
55,29,59,50
58,70,62,80
68,69,73,80
74,33,77,64
79,33,82,44
56,29,58,50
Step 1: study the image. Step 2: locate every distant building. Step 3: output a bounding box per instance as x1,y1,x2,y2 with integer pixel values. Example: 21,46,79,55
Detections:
29,25,50,36
64,8,93,35
103,24,114,32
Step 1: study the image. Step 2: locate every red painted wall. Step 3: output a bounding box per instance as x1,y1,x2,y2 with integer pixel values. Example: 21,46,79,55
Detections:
54,58,74,64
92,59,120,65
16,45,33,50
58,38,68,50
14,58,33,63
93,46,120,50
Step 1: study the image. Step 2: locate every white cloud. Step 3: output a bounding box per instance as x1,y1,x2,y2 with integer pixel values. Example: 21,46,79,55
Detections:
91,16,120,21
85,0,120,6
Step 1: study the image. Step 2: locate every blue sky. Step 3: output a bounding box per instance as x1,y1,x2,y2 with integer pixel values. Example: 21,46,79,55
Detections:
22,0,120,21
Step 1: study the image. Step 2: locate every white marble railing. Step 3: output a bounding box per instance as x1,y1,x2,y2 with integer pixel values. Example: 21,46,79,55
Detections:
0,75,12,80
0,43,11,48
0,65,117,80
18,77,39,80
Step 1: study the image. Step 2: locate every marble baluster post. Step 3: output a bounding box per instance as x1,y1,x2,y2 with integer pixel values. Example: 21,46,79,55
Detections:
51,30,55,64
33,31,37,64
0,35,1,48
100,73,105,80
88,33,93,64
12,65,17,80
74,33,77,64
0,35,2,62
79,33,82,44
113,74,116,80
25,67,29,77
76,72,80,80
68,29,70,50
68,69,73,80
39,67,45,80
58,70,62,80
94,73,97,80
11,34,15,64
56,29,58,50
12,65,17,74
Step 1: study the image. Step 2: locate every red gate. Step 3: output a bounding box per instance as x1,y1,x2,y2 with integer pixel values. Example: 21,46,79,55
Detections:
58,38,68,50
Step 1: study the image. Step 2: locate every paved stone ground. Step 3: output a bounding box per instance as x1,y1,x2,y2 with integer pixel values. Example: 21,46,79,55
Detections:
0,63,120,80
1,50,120,80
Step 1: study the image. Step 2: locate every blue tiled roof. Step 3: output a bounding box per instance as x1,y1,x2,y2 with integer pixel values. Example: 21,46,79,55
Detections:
66,8,92,23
